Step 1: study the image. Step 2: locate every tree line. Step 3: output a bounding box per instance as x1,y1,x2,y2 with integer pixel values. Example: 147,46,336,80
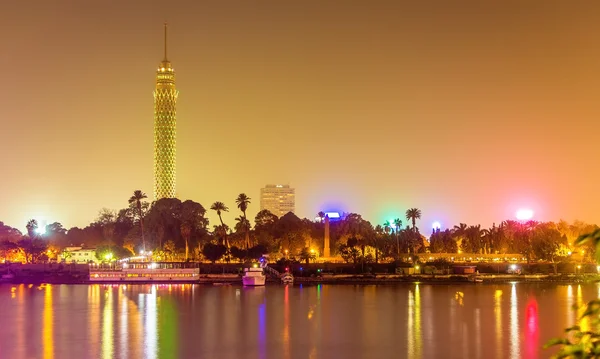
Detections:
0,190,597,265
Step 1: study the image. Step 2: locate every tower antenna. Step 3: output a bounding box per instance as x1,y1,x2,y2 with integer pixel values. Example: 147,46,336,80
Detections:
163,22,168,61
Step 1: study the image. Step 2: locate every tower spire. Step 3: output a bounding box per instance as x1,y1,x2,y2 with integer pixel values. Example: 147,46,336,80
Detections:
163,22,168,61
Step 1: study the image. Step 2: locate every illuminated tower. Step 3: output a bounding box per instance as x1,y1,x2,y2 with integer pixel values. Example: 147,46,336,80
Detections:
153,23,178,199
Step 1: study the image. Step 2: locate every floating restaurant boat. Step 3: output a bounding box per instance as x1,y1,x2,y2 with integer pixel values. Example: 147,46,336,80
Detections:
89,261,200,283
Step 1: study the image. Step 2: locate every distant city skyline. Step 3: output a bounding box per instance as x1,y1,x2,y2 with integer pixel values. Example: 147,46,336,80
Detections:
2,1,600,231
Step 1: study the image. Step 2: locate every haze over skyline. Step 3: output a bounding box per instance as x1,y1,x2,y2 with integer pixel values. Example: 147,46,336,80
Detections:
2,1,599,231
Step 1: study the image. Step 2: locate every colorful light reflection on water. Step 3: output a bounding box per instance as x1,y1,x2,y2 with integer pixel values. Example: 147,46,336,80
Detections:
0,283,595,359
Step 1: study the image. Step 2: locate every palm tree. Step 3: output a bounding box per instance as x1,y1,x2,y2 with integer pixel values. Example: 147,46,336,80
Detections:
317,211,326,223
235,216,251,234
405,209,421,255
405,208,421,231
235,194,251,250
383,220,391,234
25,219,38,263
210,201,229,247
393,218,403,257
128,190,148,253
180,222,191,261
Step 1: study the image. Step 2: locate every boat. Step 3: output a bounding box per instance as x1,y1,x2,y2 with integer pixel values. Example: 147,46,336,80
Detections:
471,275,484,283
242,267,266,286
89,261,200,283
0,273,14,283
281,272,294,284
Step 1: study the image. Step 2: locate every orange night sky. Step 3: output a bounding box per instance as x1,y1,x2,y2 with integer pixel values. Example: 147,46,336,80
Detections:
1,1,599,231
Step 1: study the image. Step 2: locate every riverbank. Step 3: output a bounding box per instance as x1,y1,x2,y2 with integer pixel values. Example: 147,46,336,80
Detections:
2,273,598,285
293,273,598,285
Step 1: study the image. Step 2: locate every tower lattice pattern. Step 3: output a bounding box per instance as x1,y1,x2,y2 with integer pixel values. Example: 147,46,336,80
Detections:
153,60,178,200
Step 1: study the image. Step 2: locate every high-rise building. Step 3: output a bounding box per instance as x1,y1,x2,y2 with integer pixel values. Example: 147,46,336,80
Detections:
153,23,178,200
260,184,295,217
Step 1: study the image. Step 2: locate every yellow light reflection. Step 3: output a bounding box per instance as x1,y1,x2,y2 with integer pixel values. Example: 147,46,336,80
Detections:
577,285,589,332
408,289,414,358
455,291,464,307
566,285,574,328
43,284,54,359
509,284,520,359
407,285,422,359
415,285,422,359
494,290,503,359
102,288,114,359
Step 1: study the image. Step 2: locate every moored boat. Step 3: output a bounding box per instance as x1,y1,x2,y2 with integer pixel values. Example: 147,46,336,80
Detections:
0,273,15,283
471,275,484,283
281,272,294,284
89,261,200,283
242,267,266,286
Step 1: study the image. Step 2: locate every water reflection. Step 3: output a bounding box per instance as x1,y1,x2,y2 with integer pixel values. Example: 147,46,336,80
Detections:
258,303,266,359
16,285,24,358
577,285,589,332
3,283,600,359
525,297,539,359
407,288,414,357
143,285,158,359
415,285,422,359
509,284,520,359
43,284,53,359
567,285,575,327
88,285,100,357
494,290,503,359
102,287,114,359
407,285,422,359
119,289,128,359
158,293,179,358
474,308,481,358
283,284,290,359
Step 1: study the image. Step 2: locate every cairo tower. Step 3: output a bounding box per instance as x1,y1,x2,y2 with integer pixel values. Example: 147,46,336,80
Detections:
153,23,178,200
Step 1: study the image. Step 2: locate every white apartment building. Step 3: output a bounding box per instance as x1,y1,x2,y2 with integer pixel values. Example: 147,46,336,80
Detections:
260,184,295,217
60,247,99,264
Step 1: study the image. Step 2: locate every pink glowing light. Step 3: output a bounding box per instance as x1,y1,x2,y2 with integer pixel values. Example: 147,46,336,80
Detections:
516,209,534,221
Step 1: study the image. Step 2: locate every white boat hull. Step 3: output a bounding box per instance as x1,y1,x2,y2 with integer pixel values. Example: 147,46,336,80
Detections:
242,275,266,286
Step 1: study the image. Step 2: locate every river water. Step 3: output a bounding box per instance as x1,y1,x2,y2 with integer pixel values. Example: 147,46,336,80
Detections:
0,282,595,359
